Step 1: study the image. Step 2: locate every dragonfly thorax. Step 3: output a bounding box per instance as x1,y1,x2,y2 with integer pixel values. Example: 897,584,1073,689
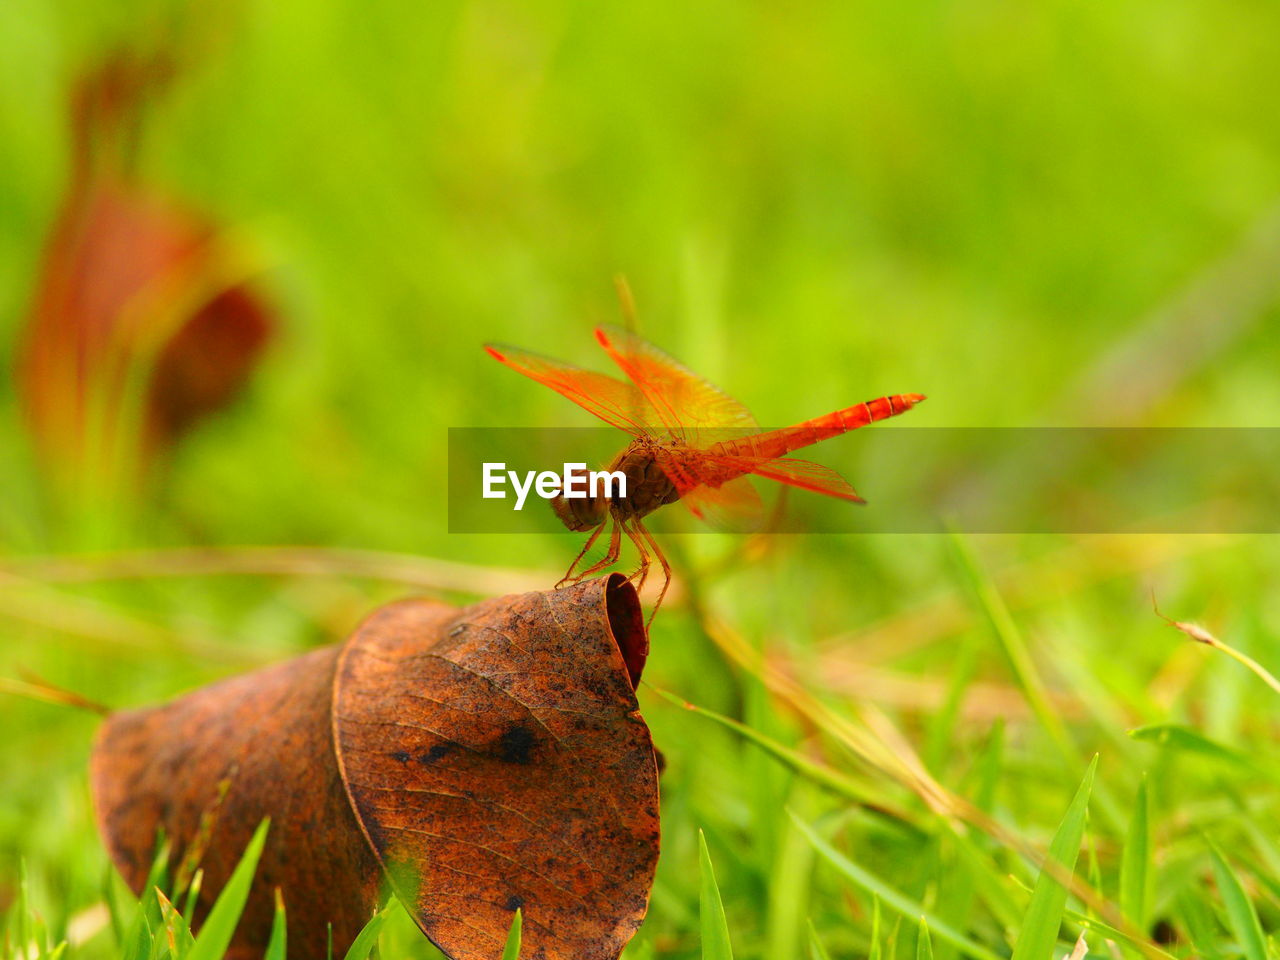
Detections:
549,440,681,531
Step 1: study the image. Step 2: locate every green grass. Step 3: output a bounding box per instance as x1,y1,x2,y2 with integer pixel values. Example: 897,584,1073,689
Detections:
4,0,1280,957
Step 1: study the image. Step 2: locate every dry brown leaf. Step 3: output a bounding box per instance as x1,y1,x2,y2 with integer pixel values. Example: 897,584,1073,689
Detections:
91,575,659,959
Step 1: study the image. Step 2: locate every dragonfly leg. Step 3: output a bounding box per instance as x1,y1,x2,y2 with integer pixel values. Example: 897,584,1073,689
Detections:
632,519,671,624
620,515,652,594
557,520,607,588
575,516,624,580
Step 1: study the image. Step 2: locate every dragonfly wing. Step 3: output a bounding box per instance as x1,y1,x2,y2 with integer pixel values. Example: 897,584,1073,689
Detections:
691,451,865,503
747,457,864,502
594,325,758,441
681,475,765,532
485,343,664,436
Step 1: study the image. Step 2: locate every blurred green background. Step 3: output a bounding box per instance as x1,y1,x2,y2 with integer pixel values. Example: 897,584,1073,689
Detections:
3,0,1280,957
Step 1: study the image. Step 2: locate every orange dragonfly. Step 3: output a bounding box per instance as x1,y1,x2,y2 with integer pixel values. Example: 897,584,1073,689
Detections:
485,326,924,618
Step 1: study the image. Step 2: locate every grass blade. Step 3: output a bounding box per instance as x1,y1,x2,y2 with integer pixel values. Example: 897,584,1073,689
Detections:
121,840,170,960
807,919,833,960
1209,844,1267,960
187,819,270,960
154,886,194,956
767,799,815,959
944,824,1022,932
699,830,734,960
123,914,151,960
791,814,1002,960
1085,827,1103,907
103,865,127,947
1177,887,1223,960
264,889,286,960
341,901,395,960
1128,724,1255,769
1058,904,1178,960
1010,756,1097,960
1119,776,1153,947
501,909,522,960
924,637,977,773
17,861,31,960
917,918,935,960
646,685,903,813
946,532,1073,758
182,870,203,923
932,832,980,960
973,721,1005,814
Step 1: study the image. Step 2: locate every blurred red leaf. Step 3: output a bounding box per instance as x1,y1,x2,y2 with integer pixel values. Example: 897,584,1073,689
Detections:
17,48,274,488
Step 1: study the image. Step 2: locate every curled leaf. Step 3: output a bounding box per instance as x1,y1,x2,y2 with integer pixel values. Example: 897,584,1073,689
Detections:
91,575,659,960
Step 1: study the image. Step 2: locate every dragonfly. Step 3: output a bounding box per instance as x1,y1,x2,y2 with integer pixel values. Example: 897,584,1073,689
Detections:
485,326,924,619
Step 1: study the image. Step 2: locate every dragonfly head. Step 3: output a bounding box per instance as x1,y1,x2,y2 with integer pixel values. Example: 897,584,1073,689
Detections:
550,489,609,532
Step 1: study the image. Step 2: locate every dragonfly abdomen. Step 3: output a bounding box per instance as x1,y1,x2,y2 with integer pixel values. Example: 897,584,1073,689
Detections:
711,393,925,463
818,393,925,436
